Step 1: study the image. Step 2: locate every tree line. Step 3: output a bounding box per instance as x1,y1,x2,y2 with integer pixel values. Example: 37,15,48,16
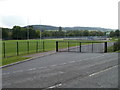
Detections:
2,26,120,40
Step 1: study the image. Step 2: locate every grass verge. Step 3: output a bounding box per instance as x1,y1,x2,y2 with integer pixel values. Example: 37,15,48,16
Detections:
2,56,30,66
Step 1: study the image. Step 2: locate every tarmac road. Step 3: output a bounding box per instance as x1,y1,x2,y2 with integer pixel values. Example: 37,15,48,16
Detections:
2,51,118,88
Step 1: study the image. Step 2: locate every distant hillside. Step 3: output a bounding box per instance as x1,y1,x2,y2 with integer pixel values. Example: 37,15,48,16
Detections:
26,25,113,31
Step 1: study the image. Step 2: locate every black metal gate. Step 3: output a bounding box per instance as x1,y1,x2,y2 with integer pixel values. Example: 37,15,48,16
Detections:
56,41,108,53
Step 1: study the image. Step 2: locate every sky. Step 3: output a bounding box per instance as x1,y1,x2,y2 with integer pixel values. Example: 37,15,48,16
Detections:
0,0,119,29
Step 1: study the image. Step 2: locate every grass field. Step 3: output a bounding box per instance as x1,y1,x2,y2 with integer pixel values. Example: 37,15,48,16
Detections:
1,38,116,66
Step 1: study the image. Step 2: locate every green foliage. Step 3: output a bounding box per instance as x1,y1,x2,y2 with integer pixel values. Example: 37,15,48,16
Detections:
109,29,120,37
2,25,113,40
113,38,120,51
83,30,89,36
2,28,11,39
2,56,29,66
58,26,62,32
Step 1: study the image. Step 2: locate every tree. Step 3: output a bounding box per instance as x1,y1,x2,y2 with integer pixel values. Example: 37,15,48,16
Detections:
28,26,37,39
12,26,21,39
2,28,9,39
83,30,89,36
109,31,115,37
58,26,62,32
114,29,120,37
67,30,75,37
36,30,40,38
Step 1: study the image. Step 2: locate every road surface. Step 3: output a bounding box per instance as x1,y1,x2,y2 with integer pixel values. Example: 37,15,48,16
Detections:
2,51,118,88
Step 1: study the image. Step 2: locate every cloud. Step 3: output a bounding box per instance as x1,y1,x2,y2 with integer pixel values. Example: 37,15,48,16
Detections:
1,15,26,28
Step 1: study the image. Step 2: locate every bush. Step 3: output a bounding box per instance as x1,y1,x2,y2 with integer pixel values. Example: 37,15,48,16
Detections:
113,38,120,51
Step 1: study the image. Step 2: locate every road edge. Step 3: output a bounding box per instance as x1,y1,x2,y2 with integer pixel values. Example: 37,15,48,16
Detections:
1,51,56,68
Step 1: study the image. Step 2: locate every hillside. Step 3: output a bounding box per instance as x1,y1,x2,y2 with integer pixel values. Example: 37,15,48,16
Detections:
26,25,113,31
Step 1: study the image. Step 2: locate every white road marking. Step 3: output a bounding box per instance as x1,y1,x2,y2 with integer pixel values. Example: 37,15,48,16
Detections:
89,65,118,77
37,67,46,69
3,72,10,75
28,68,36,71
69,61,75,63
51,64,57,67
48,83,62,88
58,71,64,74
13,70,23,73
60,63,66,65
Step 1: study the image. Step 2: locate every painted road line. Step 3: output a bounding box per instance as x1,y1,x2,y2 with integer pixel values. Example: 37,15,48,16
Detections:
48,83,62,88
50,64,57,67
69,61,75,63
60,63,67,65
89,65,118,77
28,68,36,71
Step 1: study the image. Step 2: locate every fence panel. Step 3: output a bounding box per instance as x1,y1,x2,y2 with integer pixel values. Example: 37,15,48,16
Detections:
44,41,56,51
3,42,17,57
57,41,69,52
68,42,79,52
29,41,37,53
18,42,28,55
37,41,43,52
81,42,92,53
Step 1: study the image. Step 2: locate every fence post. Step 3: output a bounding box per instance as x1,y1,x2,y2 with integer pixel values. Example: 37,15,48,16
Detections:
79,42,81,52
36,41,38,53
43,41,45,52
92,42,93,53
56,41,58,52
3,42,5,58
17,42,19,56
68,41,69,52
104,42,107,53
27,41,29,54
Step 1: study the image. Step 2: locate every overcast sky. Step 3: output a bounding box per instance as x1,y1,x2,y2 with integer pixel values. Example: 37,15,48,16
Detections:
0,0,119,29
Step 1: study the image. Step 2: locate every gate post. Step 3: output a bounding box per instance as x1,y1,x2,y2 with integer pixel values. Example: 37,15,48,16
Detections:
104,42,107,53
56,41,58,52
92,42,93,53
79,42,81,52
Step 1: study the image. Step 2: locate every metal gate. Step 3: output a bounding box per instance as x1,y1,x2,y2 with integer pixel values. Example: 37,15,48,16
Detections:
56,41,108,53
